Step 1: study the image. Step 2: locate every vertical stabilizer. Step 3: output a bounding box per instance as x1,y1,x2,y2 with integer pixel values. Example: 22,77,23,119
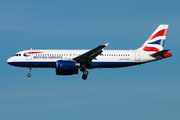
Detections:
138,24,169,52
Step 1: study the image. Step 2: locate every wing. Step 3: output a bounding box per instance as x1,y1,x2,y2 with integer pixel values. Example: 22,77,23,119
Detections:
73,43,109,64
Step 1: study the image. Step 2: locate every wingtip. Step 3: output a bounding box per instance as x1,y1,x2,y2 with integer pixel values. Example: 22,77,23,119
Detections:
105,42,109,47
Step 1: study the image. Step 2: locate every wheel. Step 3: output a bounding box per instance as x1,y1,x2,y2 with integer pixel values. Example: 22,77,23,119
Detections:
82,75,87,80
27,73,31,77
83,70,88,76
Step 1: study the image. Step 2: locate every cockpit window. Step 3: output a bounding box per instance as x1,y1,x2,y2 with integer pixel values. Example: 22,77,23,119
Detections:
14,54,21,56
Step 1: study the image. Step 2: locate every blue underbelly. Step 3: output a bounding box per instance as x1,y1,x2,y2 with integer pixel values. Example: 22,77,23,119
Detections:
8,62,56,68
8,61,140,68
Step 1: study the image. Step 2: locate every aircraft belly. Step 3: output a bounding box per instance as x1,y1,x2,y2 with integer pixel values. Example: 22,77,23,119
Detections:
8,61,56,68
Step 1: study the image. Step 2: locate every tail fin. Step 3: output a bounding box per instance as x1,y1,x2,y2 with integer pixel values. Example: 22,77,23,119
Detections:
138,24,169,52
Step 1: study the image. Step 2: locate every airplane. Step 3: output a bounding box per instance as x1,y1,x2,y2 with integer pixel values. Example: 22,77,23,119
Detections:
7,24,172,80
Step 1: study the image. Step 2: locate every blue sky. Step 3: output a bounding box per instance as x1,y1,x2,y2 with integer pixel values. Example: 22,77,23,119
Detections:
1,0,180,120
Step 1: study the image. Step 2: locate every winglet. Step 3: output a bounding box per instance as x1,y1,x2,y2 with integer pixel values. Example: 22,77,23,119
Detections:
105,42,109,47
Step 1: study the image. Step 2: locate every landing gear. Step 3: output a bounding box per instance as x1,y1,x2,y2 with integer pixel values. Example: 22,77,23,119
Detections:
27,73,31,77
82,74,87,80
82,70,88,80
83,70,88,76
27,68,31,77
80,63,89,80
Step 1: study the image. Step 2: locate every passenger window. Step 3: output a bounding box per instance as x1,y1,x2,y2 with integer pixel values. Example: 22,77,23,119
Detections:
19,54,21,56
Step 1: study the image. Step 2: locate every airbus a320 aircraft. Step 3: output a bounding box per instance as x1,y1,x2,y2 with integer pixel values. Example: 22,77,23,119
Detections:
7,24,172,80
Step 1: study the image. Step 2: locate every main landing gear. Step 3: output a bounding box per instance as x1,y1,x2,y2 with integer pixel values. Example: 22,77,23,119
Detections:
81,69,89,80
80,63,89,80
27,68,31,77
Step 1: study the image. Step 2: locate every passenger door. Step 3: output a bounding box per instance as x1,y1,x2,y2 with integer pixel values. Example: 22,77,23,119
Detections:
26,48,32,60
135,51,140,61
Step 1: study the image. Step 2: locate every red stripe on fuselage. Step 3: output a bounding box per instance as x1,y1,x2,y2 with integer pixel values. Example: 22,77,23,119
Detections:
148,29,168,40
24,52,43,54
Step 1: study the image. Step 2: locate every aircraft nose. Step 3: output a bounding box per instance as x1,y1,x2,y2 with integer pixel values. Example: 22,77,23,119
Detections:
7,57,13,65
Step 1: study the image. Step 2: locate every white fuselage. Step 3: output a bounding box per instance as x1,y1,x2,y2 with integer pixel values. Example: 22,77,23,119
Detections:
7,49,156,69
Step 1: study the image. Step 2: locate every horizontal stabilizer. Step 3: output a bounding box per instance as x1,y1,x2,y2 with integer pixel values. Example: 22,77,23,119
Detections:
150,49,169,57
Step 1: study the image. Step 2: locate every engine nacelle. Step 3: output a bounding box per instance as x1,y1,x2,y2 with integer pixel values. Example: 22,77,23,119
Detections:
56,60,80,69
56,69,78,75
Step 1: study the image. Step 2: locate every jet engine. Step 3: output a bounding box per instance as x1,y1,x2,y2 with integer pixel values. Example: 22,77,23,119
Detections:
55,60,80,75
56,60,80,69
56,69,78,75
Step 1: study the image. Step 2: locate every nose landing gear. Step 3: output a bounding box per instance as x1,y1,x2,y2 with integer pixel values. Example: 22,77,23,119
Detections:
27,68,31,77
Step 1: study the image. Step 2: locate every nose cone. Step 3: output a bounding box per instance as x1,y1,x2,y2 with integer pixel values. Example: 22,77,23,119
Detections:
7,57,14,65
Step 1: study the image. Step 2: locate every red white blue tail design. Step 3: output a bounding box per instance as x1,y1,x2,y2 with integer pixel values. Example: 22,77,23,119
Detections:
138,24,169,52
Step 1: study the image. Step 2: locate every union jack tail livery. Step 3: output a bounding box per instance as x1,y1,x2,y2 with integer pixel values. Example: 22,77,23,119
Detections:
138,24,169,52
